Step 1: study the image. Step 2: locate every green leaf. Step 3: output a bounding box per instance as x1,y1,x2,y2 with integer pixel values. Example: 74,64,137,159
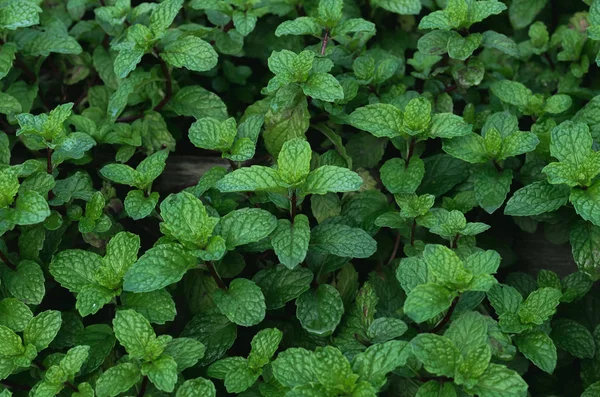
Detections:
416,381,457,397
551,318,595,359
277,138,312,185
218,208,277,250
159,192,219,248
253,264,313,310
4,260,45,305
423,244,472,288
380,157,424,194
544,94,572,114
310,223,377,258
428,113,472,138
180,309,237,366
486,284,523,316
272,347,317,387
50,249,102,293
124,190,159,220
213,278,266,327
474,167,513,214
24,310,62,351
76,284,116,317
95,231,140,289
189,117,236,152
0,325,23,356
95,363,141,397
123,243,198,292
348,104,403,138
490,80,532,109
176,378,216,397
216,166,284,192
113,309,162,360
0,1,42,30
367,317,408,343
0,43,17,80
233,11,257,36
121,290,176,325
99,164,143,188
411,334,460,377
373,0,421,15
570,221,600,280
301,73,344,102
352,340,410,389
161,36,218,72
582,382,600,397
442,133,488,164
445,311,489,355
271,215,311,269
518,287,562,325
275,17,322,37
504,181,570,216
468,364,527,397
509,0,548,29
447,32,482,61
514,331,557,374
248,328,283,369
301,165,363,195
0,298,33,332
166,86,227,120
296,284,344,335
404,284,457,323
11,190,50,225
224,363,261,393
149,0,183,37
142,355,178,392
570,183,600,227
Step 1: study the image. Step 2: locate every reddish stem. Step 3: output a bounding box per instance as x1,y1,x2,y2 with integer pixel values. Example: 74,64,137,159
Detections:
387,232,402,265
115,52,172,123
410,219,417,246
206,262,227,289
430,296,459,333
320,30,329,56
137,377,148,397
0,250,16,270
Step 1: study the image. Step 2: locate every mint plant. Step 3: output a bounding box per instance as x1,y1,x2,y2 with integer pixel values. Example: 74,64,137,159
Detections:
3,0,600,396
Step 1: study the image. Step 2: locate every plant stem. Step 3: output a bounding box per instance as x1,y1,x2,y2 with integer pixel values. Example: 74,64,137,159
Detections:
492,160,502,173
405,138,416,167
430,296,459,333
206,262,227,289
387,232,401,265
290,190,297,220
1,380,32,391
46,148,53,174
410,219,416,246
320,29,329,56
0,250,16,270
137,377,148,397
34,360,79,392
115,51,172,123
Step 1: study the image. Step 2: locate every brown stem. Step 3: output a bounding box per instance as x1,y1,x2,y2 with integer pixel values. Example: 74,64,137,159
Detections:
137,377,148,397
543,53,555,70
387,232,401,265
290,191,297,220
46,148,53,174
492,160,502,173
405,139,416,167
115,51,172,123
206,262,227,289
450,233,460,249
223,20,234,32
227,159,239,170
1,380,32,391
430,296,459,333
0,250,16,270
410,219,417,246
320,29,329,56
153,56,172,113
444,84,457,93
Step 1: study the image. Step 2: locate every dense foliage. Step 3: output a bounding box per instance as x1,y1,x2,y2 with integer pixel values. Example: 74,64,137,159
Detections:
2,0,600,396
